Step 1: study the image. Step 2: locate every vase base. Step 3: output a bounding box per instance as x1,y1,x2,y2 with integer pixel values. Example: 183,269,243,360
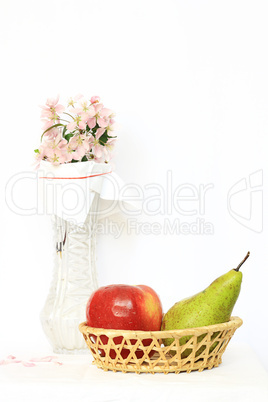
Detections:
53,347,90,355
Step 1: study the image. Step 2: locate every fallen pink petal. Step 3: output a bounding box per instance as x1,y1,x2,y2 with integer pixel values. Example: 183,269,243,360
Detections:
0,354,62,367
7,355,16,360
0,359,21,365
29,356,54,362
22,361,36,367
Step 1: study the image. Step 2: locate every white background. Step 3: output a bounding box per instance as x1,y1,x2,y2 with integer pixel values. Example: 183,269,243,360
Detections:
1,0,268,373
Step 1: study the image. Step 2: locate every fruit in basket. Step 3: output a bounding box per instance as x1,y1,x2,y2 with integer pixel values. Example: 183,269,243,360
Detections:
161,252,250,357
86,284,163,359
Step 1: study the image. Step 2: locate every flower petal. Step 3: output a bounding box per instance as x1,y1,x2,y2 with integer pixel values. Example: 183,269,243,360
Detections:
72,107,83,114
87,117,96,129
46,95,59,107
97,118,108,128
87,105,96,118
100,108,113,117
22,361,36,367
29,356,54,362
78,121,86,130
90,96,100,104
55,104,65,114
94,103,103,113
67,122,76,131
95,128,105,139
74,94,83,101
94,144,103,158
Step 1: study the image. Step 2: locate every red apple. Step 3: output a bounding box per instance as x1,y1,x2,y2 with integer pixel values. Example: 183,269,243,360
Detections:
86,284,163,359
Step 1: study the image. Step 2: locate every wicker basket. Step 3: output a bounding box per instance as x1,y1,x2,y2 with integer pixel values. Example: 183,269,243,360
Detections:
79,316,242,374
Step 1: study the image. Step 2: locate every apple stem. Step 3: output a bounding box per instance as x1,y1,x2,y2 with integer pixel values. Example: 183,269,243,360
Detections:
235,251,250,271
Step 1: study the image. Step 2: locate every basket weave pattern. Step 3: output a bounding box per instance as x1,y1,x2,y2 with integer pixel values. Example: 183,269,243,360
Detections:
79,316,242,374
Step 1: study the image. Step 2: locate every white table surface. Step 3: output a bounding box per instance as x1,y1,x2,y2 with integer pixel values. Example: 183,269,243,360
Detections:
0,342,267,402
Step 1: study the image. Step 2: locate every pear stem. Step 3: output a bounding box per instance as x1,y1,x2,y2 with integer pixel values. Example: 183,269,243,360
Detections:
235,251,250,271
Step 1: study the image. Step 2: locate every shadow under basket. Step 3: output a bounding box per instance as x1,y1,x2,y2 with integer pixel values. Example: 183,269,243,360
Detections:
79,316,243,374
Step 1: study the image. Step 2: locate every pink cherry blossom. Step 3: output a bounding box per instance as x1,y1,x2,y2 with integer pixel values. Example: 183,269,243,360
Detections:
48,149,67,165
40,95,65,131
87,104,113,129
67,112,89,131
106,118,117,135
39,135,68,165
68,134,91,161
36,94,117,165
45,95,62,109
89,128,105,158
103,138,117,161
67,94,83,108
77,98,94,115
65,142,76,162
34,143,49,168
42,127,62,140
90,96,101,104
40,96,65,116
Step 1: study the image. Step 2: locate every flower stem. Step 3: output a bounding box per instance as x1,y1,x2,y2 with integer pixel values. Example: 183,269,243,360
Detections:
41,123,65,141
63,112,75,120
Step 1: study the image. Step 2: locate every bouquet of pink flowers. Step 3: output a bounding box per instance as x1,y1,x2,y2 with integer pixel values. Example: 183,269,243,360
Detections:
35,95,117,167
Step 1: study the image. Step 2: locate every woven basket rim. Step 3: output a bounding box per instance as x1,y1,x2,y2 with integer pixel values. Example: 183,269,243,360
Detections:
79,316,243,338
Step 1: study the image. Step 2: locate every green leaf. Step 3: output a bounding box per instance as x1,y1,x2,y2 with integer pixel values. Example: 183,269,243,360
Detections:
64,133,74,142
81,155,88,162
99,130,108,145
34,149,40,153
62,126,67,137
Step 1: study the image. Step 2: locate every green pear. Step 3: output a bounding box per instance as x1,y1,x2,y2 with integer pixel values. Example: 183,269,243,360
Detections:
161,252,250,357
